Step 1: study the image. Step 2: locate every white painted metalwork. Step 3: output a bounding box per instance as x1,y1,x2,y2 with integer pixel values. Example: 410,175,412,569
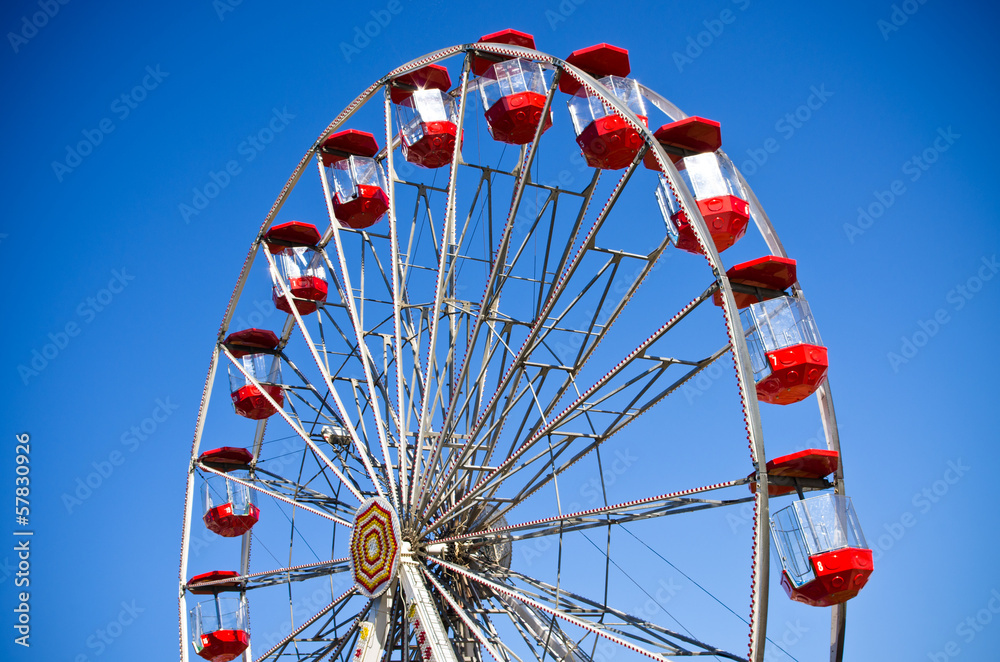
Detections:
177,40,857,662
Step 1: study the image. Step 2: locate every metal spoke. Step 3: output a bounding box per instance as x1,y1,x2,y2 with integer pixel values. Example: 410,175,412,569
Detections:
421,567,505,662
252,587,362,661
180,40,853,662
187,558,351,591
425,555,713,662
493,566,743,660
314,164,394,505
221,344,364,503
412,68,563,517
425,286,718,536
430,477,751,546
199,465,353,528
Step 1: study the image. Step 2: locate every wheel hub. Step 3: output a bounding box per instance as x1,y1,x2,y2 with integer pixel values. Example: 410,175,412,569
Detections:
349,497,401,598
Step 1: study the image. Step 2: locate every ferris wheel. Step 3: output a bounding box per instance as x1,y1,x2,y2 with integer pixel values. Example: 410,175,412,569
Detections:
177,31,874,662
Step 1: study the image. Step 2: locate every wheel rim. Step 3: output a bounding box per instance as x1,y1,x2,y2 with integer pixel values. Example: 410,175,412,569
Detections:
175,41,856,662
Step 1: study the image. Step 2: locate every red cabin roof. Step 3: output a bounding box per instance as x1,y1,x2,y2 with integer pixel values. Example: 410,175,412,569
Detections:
188,570,243,594
472,29,537,76
714,256,798,308
198,446,254,470
390,64,452,104
729,255,797,291
560,43,631,96
643,117,723,169
320,129,380,167
264,221,322,253
750,448,839,496
223,328,279,357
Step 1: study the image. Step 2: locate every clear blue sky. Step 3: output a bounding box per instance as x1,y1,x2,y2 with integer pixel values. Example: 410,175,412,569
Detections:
2,0,999,660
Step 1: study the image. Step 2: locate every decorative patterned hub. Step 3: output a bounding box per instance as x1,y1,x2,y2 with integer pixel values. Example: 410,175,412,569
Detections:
349,497,401,598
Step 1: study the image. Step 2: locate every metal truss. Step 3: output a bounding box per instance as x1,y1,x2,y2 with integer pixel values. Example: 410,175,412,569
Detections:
179,40,852,662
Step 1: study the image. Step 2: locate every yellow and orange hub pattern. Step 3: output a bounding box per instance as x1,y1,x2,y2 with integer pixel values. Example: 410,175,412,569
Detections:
349,497,401,598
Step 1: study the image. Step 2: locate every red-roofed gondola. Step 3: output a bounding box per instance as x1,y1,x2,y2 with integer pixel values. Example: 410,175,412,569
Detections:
740,294,829,405
223,329,283,419
654,150,749,254
321,130,390,229
391,65,458,168
189,594,250,662
643,116,722,169
564,44,648,170
750,448,839,497
198,447,260,538
474,30,552,145
187,570,242,594
264,222,328,315
771,493,873,607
